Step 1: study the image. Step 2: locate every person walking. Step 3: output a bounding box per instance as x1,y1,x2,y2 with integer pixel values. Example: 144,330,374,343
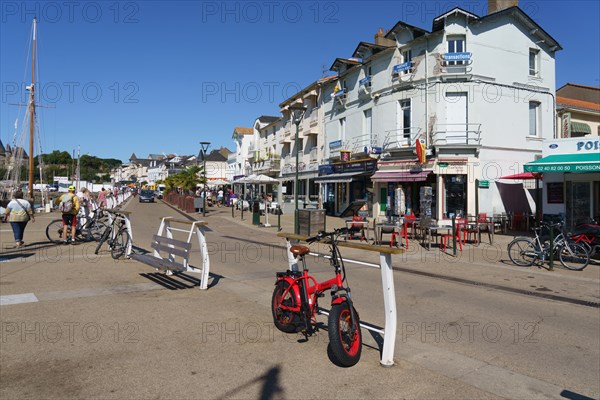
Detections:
4,191,35,247
55,185,80,244
97,187,108,209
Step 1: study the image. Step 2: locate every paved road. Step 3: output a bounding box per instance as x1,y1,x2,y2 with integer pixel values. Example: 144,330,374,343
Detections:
1,198,598,399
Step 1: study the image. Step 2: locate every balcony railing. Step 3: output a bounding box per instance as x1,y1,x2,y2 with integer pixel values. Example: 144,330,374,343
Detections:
350,133,379,154
309,147,318,162
431,123,481,146
309,108,318,126
383,127,423,150
441,52,473,74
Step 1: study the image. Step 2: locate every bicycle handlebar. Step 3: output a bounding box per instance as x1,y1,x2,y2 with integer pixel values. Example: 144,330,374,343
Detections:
306,228,350,244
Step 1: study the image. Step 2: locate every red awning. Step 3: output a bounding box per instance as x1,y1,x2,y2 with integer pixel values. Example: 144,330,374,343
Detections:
499,172,542,180
371,170,431,182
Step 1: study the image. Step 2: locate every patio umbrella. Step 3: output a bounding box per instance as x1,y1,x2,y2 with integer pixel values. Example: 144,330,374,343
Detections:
499,172,542,180
245,174,279,184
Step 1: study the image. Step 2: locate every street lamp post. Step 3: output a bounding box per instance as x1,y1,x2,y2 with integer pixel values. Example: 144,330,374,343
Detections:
200,141,211,217
289,104,307,234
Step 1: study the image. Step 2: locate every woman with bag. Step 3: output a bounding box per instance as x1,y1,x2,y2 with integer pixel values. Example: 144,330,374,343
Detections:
4,191,35,247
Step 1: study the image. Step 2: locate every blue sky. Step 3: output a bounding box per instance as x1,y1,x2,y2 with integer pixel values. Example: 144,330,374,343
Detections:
1,1,599,163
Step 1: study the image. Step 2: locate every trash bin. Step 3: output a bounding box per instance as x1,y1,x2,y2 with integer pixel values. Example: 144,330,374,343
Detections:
252,201,261,225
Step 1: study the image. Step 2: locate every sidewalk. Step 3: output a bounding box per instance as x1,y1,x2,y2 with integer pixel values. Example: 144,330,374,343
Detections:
199,204,600,308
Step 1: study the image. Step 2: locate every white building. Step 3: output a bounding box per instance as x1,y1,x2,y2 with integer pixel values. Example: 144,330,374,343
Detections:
320,3,561,220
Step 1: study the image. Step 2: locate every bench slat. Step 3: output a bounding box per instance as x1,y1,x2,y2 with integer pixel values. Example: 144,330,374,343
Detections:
151,241,190,259
152,235,192,250
130,253,185,272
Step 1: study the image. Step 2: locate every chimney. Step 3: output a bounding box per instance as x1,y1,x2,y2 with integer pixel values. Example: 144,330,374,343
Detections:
488,0,519,14
374,27,395,47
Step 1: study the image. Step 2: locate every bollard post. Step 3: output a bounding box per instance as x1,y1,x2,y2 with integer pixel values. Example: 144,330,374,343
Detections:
231,202,234,218
549,224,554,271
452,215,456,257
241,201,244,220
277,205,281,231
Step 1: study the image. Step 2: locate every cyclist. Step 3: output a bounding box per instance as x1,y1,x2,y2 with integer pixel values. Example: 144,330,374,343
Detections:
55,185,80,244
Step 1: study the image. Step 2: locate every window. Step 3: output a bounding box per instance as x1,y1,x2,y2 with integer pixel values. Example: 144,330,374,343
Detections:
401,100,411,138
529,101,540,136
443,175,467,218
339,117,346,143
447,36,465,65
529,49,539,76
402,49,412,74
363,109,372,137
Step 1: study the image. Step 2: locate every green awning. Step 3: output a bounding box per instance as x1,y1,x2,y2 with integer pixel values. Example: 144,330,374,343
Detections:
524,153,600,173
571,122,591,134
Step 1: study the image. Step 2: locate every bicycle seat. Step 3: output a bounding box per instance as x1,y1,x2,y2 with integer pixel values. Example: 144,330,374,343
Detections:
290,245,310,256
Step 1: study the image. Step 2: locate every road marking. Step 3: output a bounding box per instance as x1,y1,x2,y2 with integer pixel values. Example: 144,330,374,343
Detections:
0,293,39,306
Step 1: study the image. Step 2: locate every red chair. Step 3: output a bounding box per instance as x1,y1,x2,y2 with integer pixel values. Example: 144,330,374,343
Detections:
404,214,417,239
391,222,409,249
349,216,367,241
441,223,463,252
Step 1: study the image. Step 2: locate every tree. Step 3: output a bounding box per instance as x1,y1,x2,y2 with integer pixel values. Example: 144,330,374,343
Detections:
173,165,202,192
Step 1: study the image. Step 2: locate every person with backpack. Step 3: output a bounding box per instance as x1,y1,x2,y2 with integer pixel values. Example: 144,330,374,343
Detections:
54,185,80,244
4,191,35,247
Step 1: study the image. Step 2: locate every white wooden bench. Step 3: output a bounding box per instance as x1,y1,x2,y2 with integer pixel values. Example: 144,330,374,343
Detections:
130,217,211,290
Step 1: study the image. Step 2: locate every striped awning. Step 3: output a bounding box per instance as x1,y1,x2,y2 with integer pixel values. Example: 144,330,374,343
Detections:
571,122,591,134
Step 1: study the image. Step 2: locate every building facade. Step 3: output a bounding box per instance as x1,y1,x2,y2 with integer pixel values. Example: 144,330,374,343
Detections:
319,5,561,220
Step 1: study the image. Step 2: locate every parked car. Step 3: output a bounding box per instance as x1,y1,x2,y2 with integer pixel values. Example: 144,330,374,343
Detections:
154,190,163,199
139,190,155,203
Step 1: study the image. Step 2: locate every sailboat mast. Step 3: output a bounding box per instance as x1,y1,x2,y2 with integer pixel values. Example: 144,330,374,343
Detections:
27,17,37,199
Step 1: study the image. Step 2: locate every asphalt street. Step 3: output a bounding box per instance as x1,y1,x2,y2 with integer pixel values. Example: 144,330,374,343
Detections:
1,197,598,399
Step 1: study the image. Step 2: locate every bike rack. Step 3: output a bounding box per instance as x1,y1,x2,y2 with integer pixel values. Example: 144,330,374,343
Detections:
105,209,134,256
278,232,403,367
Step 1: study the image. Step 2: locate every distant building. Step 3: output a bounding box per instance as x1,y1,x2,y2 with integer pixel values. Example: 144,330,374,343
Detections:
556,84,600,138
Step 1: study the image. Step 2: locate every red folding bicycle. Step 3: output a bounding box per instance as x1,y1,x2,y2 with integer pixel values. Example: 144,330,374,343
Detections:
271,228,362,367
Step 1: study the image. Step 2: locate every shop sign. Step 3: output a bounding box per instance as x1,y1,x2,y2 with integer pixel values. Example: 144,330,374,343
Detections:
318,164,334,175
543,137,600,156
329,140,342,149
479,180,490,188
438,162,449,168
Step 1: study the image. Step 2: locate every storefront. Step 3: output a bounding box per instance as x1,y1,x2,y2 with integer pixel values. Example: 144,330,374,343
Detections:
315,159,376,216
524,137,600,228
372,158,477,221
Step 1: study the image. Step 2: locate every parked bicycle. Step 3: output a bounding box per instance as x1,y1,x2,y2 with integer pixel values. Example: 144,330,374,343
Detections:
507,222,590,270
272,228,362,367
46,206,108,244
94,209,131,259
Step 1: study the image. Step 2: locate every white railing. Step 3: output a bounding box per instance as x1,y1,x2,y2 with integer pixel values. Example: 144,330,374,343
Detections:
350,133,379,154
432,123,481,145
309,147,318,162
383,127,423,150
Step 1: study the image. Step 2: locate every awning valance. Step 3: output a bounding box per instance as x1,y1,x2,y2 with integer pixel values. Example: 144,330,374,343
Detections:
371,170,431,182
524,153,600,173
314,171,364,183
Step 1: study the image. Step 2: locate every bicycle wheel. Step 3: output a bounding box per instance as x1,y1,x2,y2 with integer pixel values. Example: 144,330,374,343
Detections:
558,242,590,271
45,219,65,244
94,226,112,255
328,303,362,367
110,228,130,260
88,220,108,242
271,281,301,333
507,238,537,266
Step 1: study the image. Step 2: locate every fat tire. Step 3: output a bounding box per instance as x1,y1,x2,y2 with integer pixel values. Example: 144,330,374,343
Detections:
45,219,65,244
110,228,130,260
328,303,362,367
272,281,300,333
558,242,590,271
507,238,537,266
